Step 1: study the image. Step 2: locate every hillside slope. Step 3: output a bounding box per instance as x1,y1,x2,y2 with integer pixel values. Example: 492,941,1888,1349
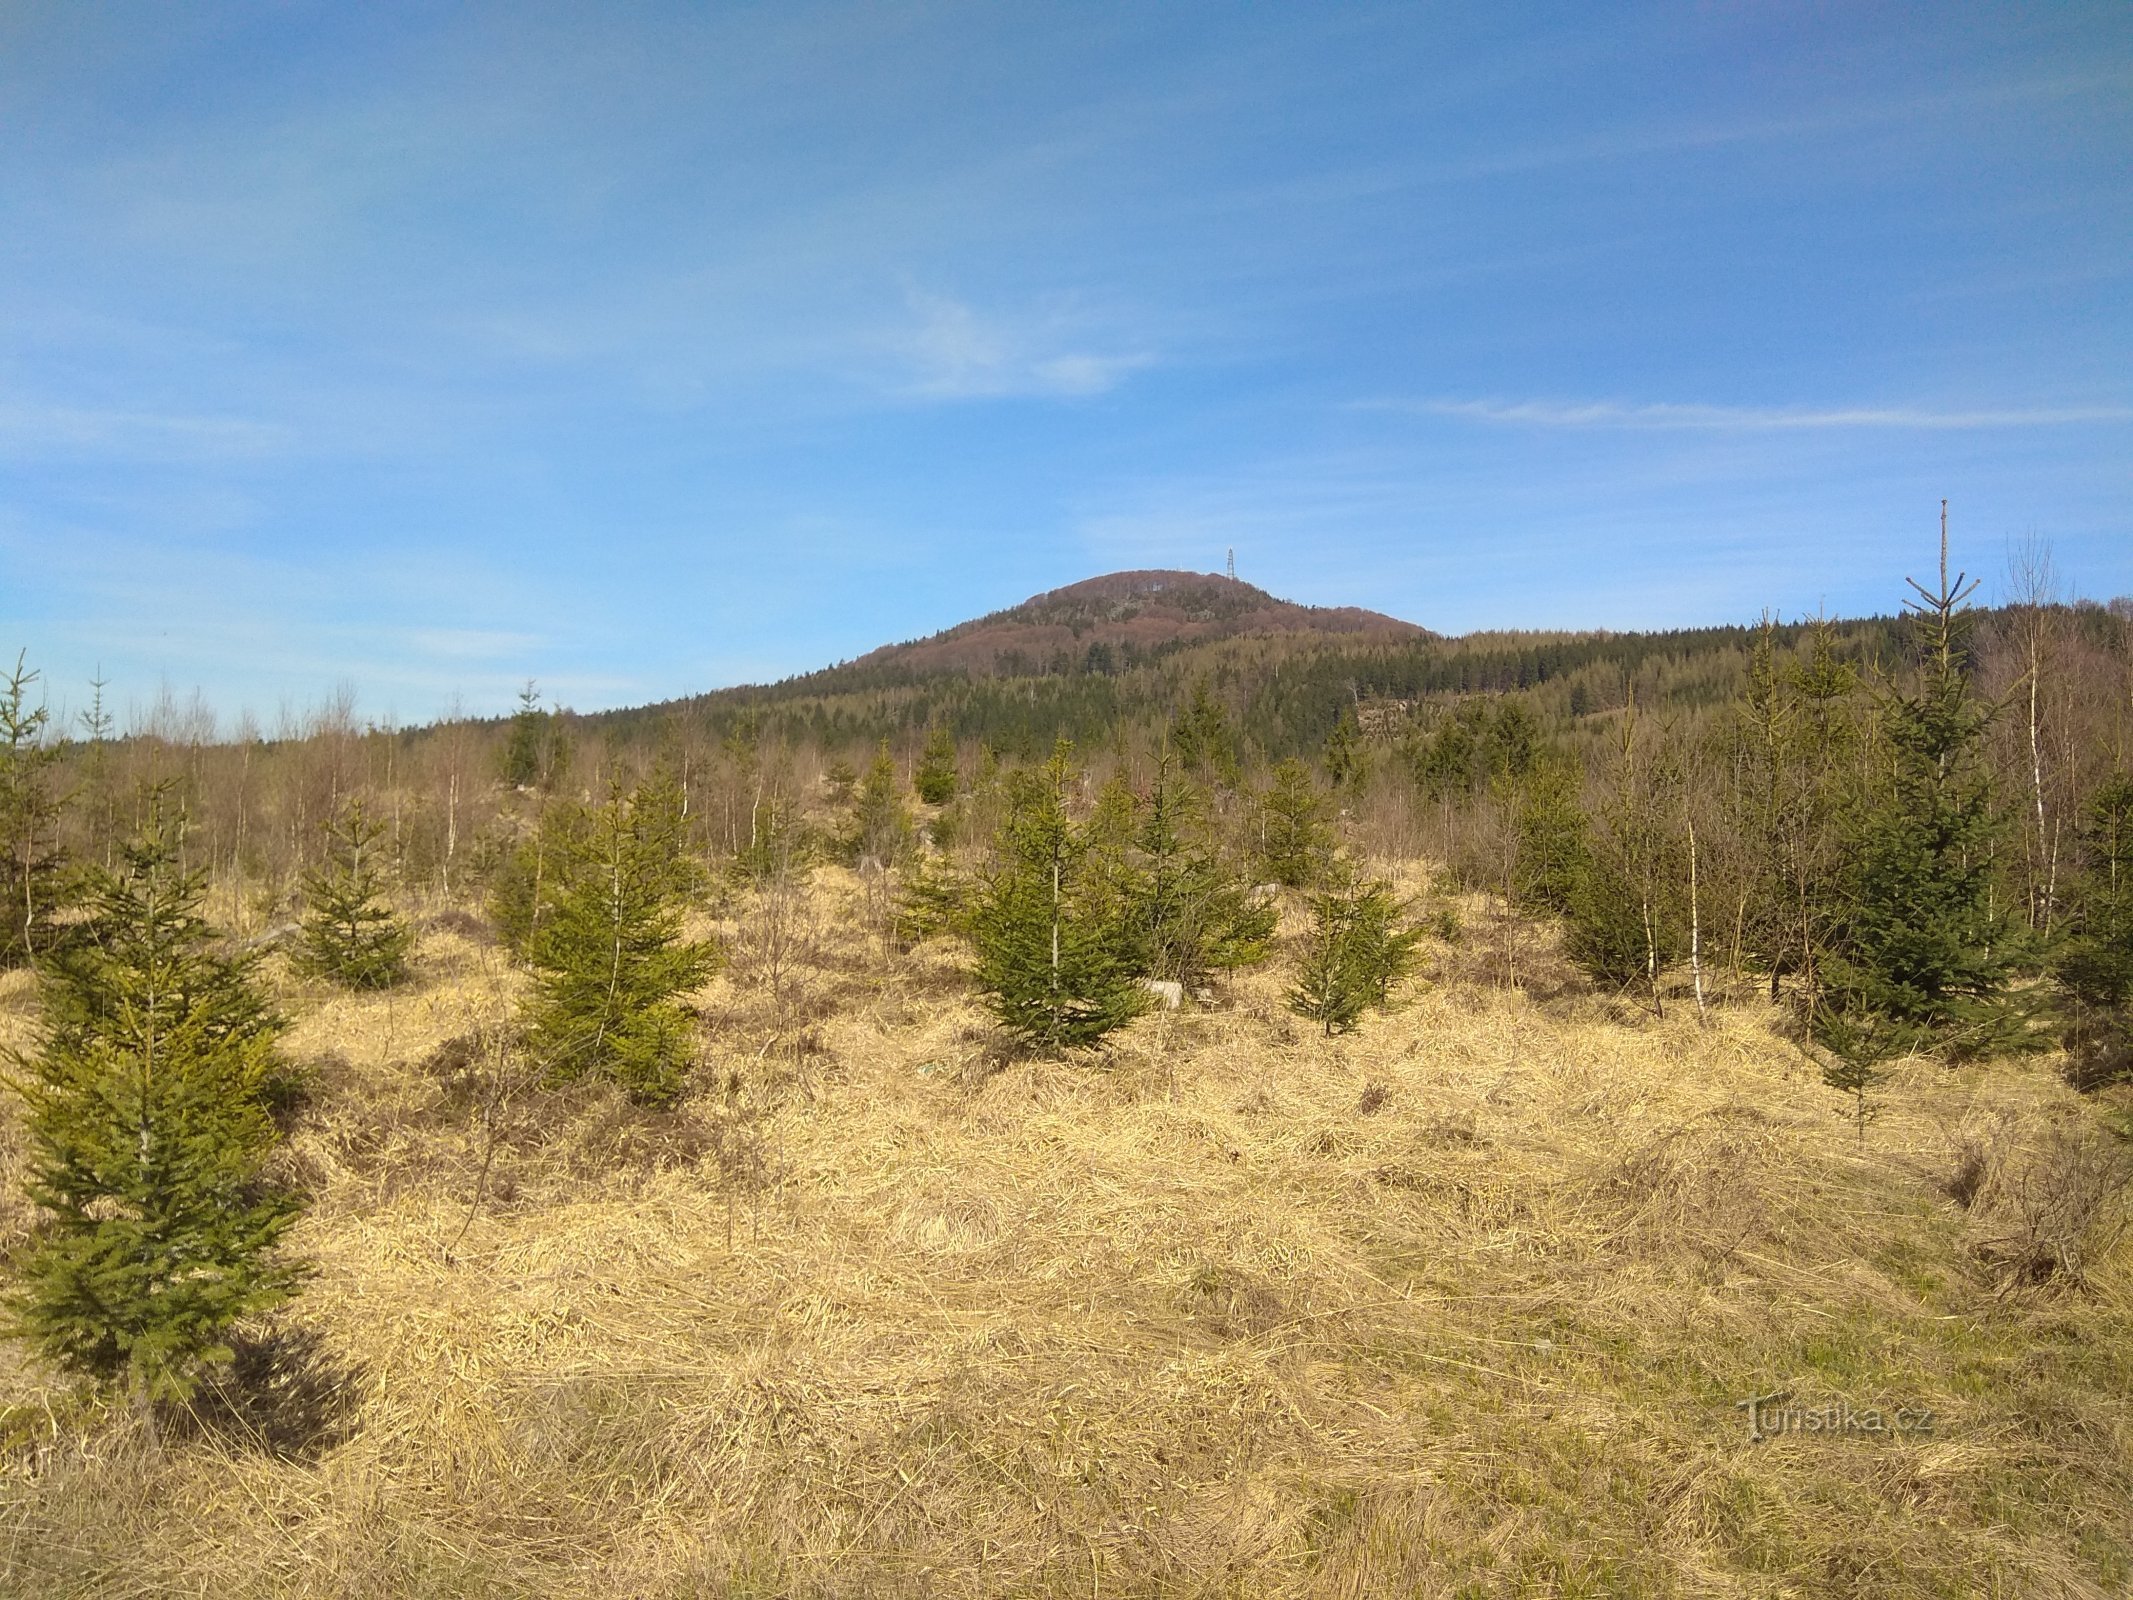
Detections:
841,571,1427,681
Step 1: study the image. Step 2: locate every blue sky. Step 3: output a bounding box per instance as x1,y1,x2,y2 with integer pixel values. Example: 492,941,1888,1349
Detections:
3,2,2129,726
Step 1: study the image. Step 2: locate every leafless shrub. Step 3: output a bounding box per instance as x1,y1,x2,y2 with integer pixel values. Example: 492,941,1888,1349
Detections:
1970,1121,2133,1291
1941,1130,1997,1209
728,870,823,1020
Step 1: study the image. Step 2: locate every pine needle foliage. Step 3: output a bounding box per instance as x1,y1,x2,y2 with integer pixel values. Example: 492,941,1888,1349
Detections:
2056,774,2133,1088
1822,530,2033,1055
1808,1003,1903,1142
1257,757,1334,889
913,725,960,806
486,802,579,958
844,740,914,866
969,742,1146,1051
1562,704,1685,1013
1286,869,1424,1036
295,796,412,989
499,681,572,793
1321,706,1365,789
1124,754,1276,986
523,773,718,1105
1729,618,1860,1001
1508,758,1588,915
0,652,67,968
1171,680,1240,787
3,804,306,1406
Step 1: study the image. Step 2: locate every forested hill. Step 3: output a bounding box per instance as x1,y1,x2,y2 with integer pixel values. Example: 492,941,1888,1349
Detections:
574,569,2131,767
792,570,1422,689
588,563,1914,760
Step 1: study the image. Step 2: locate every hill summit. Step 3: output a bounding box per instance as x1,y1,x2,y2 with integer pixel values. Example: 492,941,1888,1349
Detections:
845,569,1426,680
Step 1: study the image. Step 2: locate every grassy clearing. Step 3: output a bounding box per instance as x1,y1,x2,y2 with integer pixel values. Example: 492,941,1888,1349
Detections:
0,870,2128,1597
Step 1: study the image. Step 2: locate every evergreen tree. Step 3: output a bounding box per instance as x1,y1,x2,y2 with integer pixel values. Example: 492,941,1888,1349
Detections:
501,681,545,788
968,742,1145,1050
1257,758,1334,889
523,775,718,1105
1731,618,1859,1001
1822,525,2031,1055
1508,757,1588,915
499,682,570,792
895,851,975,945
1808,1002,1901,1142
295,796,413,989
1562,703,1686,1014
486,798,583,957
733,788,809,883
0,654,67,967
1125,754,1276,985
1171,680,1240,787
4,804,306,1414
1322,706,1365,790
1286,870,1424,1035
913,724,960,805
2055,775,2133,1088
845,740,914,865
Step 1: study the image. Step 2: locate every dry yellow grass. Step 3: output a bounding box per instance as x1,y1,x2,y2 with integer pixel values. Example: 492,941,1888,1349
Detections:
1,869,2129,1597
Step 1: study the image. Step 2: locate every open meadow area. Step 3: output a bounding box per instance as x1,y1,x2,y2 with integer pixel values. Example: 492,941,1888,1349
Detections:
3,869,2128,1598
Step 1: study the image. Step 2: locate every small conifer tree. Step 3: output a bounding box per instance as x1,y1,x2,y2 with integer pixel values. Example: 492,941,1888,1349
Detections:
2056,775,2133,1088
1822,522,2031,1054
1287,870,1424,1035
913,724,960,806
295,796,413,988
499,682,571,792
969,742,1145,1050
1809,1003,1901,1142
1729,618,1860,1001
1127,754,1276,985
1322,707,1365,790
523,774,718,1104
0,653,67,967
845,740,914,866
501,681,545,788
1509,758,1588,915
1171,681,1240,787
1562,702,1686,1014
1258,758,1335,889
4,804,307,1417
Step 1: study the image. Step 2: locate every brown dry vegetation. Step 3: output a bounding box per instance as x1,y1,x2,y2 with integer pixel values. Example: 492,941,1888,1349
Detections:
1,869,2130,1598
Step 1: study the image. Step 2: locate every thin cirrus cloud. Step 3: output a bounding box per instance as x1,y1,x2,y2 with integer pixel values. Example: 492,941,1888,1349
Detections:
1390,398,2133,431
0,401,293,461
886,291,1154,401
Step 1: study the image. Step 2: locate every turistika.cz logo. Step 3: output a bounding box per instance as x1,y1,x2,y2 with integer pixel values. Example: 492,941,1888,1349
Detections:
1734,1391,1935,1443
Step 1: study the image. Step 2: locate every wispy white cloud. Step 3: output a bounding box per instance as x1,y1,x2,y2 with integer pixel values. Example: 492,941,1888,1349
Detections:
887,290,1153,400
0,400,291,459
1384,398,2133,431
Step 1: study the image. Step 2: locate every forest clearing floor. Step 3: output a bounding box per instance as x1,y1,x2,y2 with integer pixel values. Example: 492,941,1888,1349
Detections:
1,868,2129,1598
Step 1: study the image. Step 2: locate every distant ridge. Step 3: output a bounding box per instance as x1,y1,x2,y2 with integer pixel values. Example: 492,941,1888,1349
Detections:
841,569,1427,680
